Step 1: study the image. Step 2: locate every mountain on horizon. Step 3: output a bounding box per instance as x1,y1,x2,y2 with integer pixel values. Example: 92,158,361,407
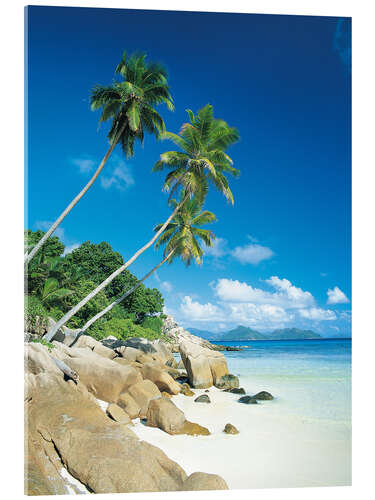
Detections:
187,325,322,341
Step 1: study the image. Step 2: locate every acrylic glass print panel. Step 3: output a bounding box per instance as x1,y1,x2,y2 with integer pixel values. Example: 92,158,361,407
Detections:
24,5,352,495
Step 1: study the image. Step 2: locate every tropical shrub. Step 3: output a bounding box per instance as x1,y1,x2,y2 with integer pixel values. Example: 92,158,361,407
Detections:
24,295,48,332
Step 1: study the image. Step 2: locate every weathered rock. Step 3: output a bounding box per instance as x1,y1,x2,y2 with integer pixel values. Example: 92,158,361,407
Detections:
146,398,186,434
116,346,141,362
223,423,239,435
106,403,132,425
117,392,141,419
194,394,211,404
167,367,183,379
141,363,181,395
177,421,210,436
182,472,228,491
224,387,246,394
162,315,223,352
179,340,229,388
127,380,162,418
238,396,258,404
25,369,188,494
180,383,195,397
253,391,274,400
215,374,240,390
56,345,142,402
74,334,117,360
166,358,177,368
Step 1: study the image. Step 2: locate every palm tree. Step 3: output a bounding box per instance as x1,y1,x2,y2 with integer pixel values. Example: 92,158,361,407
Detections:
44,105,239,342
153,104,240,204
25,51,174,265
75,193,217,335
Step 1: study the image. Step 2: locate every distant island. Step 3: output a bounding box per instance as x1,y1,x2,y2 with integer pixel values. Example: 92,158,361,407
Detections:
188,325,322,341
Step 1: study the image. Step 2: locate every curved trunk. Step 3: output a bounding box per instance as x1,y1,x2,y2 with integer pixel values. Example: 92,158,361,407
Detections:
24,126,125,265
44,196,188,342
76,249,174,339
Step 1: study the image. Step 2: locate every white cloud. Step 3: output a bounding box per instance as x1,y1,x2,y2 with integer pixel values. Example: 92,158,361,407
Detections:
160,281,173,293
204,237,228,258
100,155,134,191
327,286,350,304
170,276,346,332
70,156,95,174
180,296,222,322
213,276,314,309
231,243,274,265
298,307,336,320
228,302,294,328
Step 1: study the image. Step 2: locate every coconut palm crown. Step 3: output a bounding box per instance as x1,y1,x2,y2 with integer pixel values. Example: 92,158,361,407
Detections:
153,104,240,204
154,191,217,266
91,51,174,158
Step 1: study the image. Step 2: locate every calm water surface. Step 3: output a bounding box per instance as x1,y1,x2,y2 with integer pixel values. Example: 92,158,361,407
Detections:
216,339,352,424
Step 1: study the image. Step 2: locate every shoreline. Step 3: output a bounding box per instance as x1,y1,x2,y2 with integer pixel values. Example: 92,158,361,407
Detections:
131,386,351,489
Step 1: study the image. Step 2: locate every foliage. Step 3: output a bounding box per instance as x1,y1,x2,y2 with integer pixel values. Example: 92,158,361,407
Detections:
91,51,174,158
87,318,169,342
141,315,163,335
153,104,240,204
155,191,217,265
25,230,166,338
24,294,48,331
25,229,65,259
31,338,55,352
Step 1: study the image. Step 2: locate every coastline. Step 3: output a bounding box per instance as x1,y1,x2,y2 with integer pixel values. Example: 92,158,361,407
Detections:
133,338,352,489
131,386,351,489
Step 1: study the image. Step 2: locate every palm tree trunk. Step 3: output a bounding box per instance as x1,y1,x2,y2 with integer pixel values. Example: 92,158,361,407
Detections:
44,195,189,342
77,249,174,338
24,126,125,265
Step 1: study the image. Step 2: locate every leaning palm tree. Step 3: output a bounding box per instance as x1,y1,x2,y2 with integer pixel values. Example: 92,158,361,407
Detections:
153,104,240,204
44,105,239,342
75,193,217,336
25,51,174,265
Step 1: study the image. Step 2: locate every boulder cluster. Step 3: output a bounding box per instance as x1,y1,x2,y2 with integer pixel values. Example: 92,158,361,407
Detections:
25,332,231,495
25,315,274,495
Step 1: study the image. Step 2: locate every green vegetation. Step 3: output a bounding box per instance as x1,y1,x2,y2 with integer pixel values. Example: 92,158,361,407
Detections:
154,104,240,204
25,230,164,339
73,190,218,334
24,51,241,345
31,338,55,352
24,51,173,265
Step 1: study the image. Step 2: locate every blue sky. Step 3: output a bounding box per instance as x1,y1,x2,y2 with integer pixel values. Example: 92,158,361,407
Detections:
26,6,351,337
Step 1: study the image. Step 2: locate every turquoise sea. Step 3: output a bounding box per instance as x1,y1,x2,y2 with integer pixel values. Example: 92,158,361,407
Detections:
217,339,352,424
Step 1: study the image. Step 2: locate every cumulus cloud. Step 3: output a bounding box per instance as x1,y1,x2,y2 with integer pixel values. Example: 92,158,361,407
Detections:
231,243,274,265
327,286,350,304
171,276,344,331
179,296,222,322
213,276,314,309
298,307,336,321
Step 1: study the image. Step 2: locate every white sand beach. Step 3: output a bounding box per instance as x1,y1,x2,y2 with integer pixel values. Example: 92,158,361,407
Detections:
131,386,351,490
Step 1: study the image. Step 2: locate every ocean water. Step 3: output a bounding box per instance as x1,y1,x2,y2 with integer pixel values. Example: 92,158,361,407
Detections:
219,339,352,425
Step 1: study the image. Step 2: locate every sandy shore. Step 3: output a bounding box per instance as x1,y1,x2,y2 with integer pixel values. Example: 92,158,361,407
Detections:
131,386,351,489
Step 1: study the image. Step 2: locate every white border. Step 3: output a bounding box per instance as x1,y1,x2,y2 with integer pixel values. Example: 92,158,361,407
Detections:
1,1,373,499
